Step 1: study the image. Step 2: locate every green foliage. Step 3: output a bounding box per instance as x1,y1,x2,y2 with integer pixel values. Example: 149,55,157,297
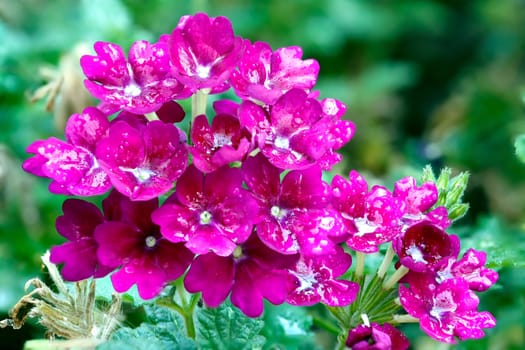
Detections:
261,302,318,350
195,302,265,350
97,304,196,350
457,216,525,269
515,134,525,164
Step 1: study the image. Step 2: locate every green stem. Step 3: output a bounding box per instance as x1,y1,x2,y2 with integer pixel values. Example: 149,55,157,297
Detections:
377,243,395,278
191,89,209,119
354,252,366,279
383,266,409,290
312,315,340,335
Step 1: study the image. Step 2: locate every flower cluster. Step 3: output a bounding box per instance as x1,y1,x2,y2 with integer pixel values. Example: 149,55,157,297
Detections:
23,12,498,347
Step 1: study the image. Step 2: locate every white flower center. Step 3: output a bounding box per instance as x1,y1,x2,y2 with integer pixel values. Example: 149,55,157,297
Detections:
274,135,289,149
124,81,142,97
145,236,157,248
200,210,212,225
406,244,427,264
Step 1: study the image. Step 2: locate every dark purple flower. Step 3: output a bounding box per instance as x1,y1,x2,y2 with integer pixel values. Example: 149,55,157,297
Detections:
168,13,244,92
239,89,355,170
393,221,460,272
22,107,111,196
188,112,252,173
184,233,298,317
151,165,260,257
399,276,496,343
242,154,346,256
287,246,359,307
94,191,194,299
346,322,410,350
230,41,319,105
95,119,188,201
81,40,185,114
49,199,114,281
332,171,406,253
435,249,499,292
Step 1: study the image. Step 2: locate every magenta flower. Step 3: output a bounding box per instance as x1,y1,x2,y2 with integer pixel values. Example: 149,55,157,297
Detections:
242,154,346,256
230,41,319,105
22,107,111,196
239,88,355,170
393,221,460,272
94,191,193,299
394,176,451,230
168,12,244,92
81,40,185,114
399,276,496,343
95,119,188,201
184,233,298,317
188,112,252,173
287,246,359,307
345,322,410,350
332,171,406,253
49,199,114,281
151,165,260,257
435,248,499,292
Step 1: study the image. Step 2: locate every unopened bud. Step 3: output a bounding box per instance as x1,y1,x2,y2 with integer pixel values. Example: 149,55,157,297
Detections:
448,203,469,221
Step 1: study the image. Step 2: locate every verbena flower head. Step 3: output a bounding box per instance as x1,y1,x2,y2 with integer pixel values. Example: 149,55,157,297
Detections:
287,246,359,307
184,233,299,317
81,41,185,114
152,165,260,256
168,12,243,92
230,41,319,105
399,275,496,343
94,190,194,299
242,153,345,256
240,88,355,170
22,107,111,196
345,322,410,350
95,117,188,201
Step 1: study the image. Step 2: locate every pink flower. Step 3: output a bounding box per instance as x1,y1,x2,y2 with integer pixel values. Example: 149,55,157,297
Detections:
287,246,359,307
81,40,185,114
435,248,499,292
95,118,188,201
184,233,298,317
151,165,260,257
399,276,496,343
345,322,410,350
332,171,406,253
239,88,354,170
49,199,114,281
394,176,451,230
242,154,346,256
230,41,319,105
22,107,111,196
94,191,193,299
188,112,252,173
393,221,460,272
168,13,244,92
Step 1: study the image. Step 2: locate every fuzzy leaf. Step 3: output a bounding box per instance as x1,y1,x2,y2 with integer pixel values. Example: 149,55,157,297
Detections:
195,302,266,350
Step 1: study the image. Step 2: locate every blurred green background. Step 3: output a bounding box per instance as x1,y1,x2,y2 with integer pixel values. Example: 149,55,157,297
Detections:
1,0,524,349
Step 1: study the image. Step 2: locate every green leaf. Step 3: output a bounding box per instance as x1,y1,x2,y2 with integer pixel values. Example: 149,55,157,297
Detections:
457,216,525,269
195,302,266,350
97,304,196,350
515,134,525,164
261,302,318,350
